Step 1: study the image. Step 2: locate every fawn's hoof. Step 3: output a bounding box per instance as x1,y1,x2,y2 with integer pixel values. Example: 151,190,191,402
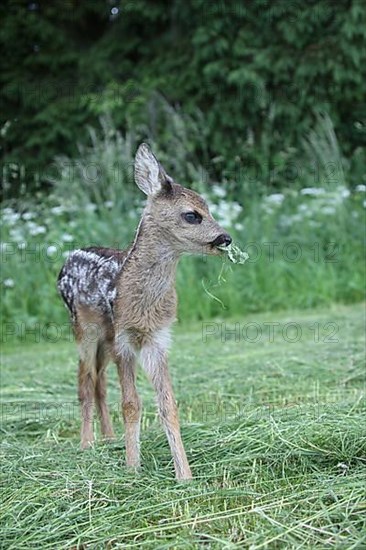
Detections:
80,439,94,450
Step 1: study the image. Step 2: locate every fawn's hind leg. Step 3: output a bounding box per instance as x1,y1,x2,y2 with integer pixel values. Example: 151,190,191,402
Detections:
117,351,141,468
78,342,97,449
95,345,115,440
75,310,102,449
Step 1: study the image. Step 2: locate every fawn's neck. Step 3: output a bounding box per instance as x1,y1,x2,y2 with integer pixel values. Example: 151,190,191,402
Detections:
119,216,180,304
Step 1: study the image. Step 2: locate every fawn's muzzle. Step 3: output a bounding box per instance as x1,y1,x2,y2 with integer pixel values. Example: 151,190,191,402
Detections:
211,233,232,248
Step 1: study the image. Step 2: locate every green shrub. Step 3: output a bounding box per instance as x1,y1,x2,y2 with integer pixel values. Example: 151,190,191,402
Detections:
1,0,365,196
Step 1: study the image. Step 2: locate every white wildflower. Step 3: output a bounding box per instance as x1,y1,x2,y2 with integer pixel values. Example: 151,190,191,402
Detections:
280,214,303,225
3,207,13,214
29,225,46,236
46,245,58,255
61,233,74,242
279,216,291,227
355,184,366,192
9,228,24,242
216,202,231,215
22,212,36,221
231,202,242,215
338,186,350,199
3,278,15,288
363,200,366,208
300,188,325,196
50,205,64,215
211,184,226,198
262,205,275,215
104,200,114,209
321,207,336,215
234,223,244,231
85,203,97,212
213,200,242,224
18,242,27,249
2,210,21,225
265,193,285,205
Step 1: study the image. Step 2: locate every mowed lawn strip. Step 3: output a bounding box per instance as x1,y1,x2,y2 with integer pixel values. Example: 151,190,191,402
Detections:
1,303,365,548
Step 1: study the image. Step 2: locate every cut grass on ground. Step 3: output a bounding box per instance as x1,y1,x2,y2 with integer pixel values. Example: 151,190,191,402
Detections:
1,303,365,548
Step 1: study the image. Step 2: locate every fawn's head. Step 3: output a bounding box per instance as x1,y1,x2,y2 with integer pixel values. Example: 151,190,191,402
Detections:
134,144,232,256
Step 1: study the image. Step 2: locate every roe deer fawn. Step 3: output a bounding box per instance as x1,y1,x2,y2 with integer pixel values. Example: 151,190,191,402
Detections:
58,144,232,480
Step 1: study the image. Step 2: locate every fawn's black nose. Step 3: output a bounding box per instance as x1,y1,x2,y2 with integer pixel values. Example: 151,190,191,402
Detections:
212,233,232,247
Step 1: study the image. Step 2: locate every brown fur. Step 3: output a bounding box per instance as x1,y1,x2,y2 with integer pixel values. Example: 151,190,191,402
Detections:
60,144,231,480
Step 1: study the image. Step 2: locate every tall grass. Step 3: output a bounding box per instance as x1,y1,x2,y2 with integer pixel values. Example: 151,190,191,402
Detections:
1,113,365,336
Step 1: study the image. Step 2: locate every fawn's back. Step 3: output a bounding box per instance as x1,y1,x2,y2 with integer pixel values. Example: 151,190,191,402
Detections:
57,143,232,480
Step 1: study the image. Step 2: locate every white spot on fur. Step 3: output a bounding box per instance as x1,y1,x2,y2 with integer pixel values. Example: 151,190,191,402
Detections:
115,331,136,360
153,327,172,351
140,344,164,378
140,327,171,377
58,249,122,319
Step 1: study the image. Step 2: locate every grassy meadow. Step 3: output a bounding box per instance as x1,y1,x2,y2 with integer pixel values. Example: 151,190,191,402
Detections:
1,303,365,548
1,118,365,548
2,3,366,547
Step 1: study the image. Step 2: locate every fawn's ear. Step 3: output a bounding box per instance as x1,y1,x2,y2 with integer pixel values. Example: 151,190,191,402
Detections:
135,143,171,196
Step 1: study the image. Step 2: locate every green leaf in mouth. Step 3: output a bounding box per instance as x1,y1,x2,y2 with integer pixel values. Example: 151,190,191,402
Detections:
217,242,249,264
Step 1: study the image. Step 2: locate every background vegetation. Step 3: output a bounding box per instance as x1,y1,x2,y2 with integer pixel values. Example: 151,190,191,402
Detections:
1,1,365,334
1,0,366,195
1,112,365,334
1,3,365,548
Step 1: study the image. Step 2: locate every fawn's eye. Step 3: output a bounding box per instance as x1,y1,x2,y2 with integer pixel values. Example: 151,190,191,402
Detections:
183,211,202,225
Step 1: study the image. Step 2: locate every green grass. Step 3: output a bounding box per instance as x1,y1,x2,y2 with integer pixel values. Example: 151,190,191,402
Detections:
1,303,365,548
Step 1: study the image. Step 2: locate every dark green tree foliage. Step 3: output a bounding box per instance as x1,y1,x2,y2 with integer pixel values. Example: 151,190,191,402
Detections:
1,0,365,196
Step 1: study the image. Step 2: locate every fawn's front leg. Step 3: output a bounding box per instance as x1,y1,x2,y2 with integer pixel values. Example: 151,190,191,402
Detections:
141,345,192,481
117,352,142,469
